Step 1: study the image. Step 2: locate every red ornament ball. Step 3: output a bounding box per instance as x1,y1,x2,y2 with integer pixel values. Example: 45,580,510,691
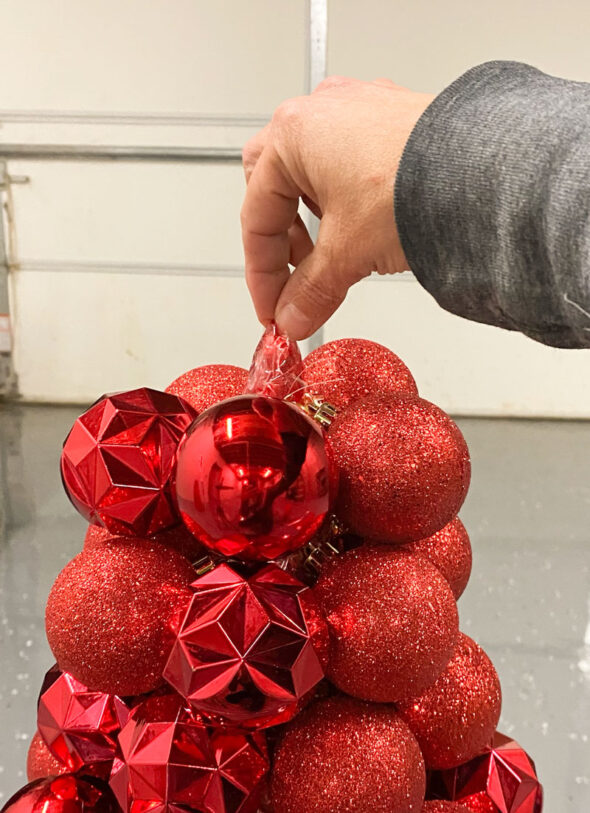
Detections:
303,338,417,409
2,775,117,813
83,523,205,563
397,633,502,770
270,696,426,813
37,666,131,780
61,388,196,537
173,395,334,560
328,393,471,543
166,363,248,412
405,518,472,599
422,803,472,812
110,691,269,813
164,562,328,729
313,545,459,702
428,732,543,813
27,733,68,782
45,539,195,695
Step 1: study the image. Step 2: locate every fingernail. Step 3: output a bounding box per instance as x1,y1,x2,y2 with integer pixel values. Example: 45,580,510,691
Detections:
276,303,313,340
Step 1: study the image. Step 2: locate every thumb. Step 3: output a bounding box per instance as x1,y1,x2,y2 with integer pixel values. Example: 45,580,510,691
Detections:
275,221,368,340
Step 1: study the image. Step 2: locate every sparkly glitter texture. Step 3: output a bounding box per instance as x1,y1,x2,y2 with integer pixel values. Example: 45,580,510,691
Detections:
303,338,417,409
2,775,118,813
83,523,206,563
246,322,304,400
397,633,502,770
173,395,333,560
109,692,269,813
328,394,471,543
428,732,543,812
37,666,131,779
27,732,68,782
60,388,197,537
313,545,459,702
166,363,249,413
404,518,473,599
422,802,472,812
45,539,195,695
270,696,426,813
164,562,328,729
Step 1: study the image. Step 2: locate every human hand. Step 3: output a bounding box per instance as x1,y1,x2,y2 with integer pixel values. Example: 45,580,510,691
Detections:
241,76,433,340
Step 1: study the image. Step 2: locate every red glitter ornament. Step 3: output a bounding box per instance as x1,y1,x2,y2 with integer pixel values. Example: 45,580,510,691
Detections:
61,388,196,537
404,518,473,600
2,775,117,813
313,545,459,702
270,696,426,813
303,337,417,409
173,395,333,560
428,732,543,812
328,393,470,543
397,633,502,770
83,523,205,563
27,732,68,782
164,562,328,729
45,539,195,695
166,363,249,413
109,691,269,813
246,322,304,400
37,666,131,779
423,803,472,812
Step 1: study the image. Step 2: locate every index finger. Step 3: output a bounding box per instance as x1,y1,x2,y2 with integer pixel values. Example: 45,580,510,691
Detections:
241,146,301,324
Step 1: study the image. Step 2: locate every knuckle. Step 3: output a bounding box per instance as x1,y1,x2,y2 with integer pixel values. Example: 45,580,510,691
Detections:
272,98,302,129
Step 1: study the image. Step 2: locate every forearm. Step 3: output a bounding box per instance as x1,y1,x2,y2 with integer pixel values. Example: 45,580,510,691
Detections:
395,60,590,348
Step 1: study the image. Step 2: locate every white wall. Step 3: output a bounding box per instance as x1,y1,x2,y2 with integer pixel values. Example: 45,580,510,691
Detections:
2,0,590,414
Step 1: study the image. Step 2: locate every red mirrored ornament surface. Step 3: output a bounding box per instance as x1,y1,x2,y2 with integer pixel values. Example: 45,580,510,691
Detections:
428,732,543,813
173,395,333,560
163,562,327,729
2,775,118,813
246,322,304,400
37,666,131,780
60,387,197,537
109,692,269,813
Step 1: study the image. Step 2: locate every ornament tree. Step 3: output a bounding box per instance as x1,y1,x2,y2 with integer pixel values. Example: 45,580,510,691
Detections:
3,326,543,813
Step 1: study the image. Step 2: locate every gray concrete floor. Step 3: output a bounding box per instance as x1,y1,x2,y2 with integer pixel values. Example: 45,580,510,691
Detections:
0,404,589,809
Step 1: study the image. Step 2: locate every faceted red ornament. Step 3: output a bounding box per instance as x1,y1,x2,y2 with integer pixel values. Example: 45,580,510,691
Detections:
37,666,131,780
164,562,328,729
27,732,69,782
428,732,544,813
173,395,333,560
61,387,197,537
166,363,249,413
109,692,269,813
1,775,117,813
246,322,304,400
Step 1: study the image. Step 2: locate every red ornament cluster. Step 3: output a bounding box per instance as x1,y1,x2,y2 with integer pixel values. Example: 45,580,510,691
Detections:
4,330,542,812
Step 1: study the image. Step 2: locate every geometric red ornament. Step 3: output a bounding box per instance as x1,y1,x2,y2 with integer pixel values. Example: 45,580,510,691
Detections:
60,388,197,537
428,732,543,813
1,775,118,813
173,395,333,560
109,692,269,813
37,666,132,781
164,562,328,729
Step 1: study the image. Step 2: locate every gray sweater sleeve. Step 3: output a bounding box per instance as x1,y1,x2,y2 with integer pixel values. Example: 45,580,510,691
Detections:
395,61,590,348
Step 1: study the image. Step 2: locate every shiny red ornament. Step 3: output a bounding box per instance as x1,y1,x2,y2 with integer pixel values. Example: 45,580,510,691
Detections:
428,732,543,813
109,691,269,813
303,337,417,409
423,803,472,812
27,732,68,782
37,666,131,779
270,696,426,813
397,633,502,770
45,540,195,695
314,544,458,702
1,775,117,813
61,387,196,537
166,363,249,413
83,522,206,563
328,393,471,543
404,518,473,600
246,322,304,400
173,395,333,560
164,562,328,729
